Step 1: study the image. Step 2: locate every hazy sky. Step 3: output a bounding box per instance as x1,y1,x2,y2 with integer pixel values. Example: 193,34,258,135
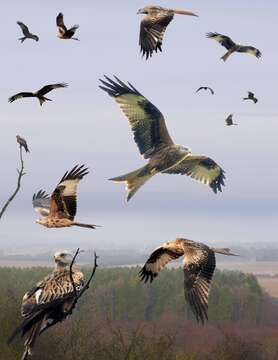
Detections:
0,1,277,255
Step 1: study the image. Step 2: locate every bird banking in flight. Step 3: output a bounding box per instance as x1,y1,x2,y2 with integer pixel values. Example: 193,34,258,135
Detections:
206,32,262,62
56,13,79,40
17,21,39,43
137,6,198,59
100,76,225,201
32,165,98,229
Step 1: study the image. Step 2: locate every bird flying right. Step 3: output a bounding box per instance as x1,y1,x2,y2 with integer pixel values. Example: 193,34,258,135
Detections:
17,21,39,43
56,13,79,40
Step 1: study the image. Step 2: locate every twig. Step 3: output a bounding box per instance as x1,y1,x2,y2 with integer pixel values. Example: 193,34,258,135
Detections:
0,146,26,220
69,248,81,300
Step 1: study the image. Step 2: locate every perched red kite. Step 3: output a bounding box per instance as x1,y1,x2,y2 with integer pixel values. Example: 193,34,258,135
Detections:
16,135,30,153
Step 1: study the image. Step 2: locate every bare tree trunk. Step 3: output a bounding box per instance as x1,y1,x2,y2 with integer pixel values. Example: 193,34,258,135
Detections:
0,146,26,220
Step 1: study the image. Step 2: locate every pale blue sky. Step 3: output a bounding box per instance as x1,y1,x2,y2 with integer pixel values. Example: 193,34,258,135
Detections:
0,1,277,254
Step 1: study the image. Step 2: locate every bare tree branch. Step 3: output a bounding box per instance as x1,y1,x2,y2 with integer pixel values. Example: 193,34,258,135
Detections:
0,146,26,220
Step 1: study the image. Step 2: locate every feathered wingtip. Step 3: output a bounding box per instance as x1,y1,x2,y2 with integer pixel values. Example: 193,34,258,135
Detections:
60,164,89,182
99,75,142,97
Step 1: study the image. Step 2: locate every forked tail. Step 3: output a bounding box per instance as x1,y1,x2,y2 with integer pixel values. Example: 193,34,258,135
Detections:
73,222,99,229
173,9,198,16
19,37,26,43
109,164,153,202
221,49,236,62
39,96,52,106
212,247,238,256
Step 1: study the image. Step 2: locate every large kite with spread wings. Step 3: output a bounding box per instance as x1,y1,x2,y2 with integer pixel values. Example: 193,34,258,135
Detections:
32,165,97,229
139,238,237,324
100,76,225,201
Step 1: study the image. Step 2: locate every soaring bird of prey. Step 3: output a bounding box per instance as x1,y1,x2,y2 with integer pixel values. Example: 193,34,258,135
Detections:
32,165,97,229
16,135,30,153
99,76,225,201
56,13,79,40
243,91,258,104
225,114,237,126
196,86,214,95
8,83,68,106
139,238,237,324
17,21,39,43
8,250,84,360
206,32,262,62
137,6,198,59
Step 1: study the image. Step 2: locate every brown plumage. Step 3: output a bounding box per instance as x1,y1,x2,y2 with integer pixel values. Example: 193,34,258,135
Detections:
207,32,262,62
33,165,98,229
17,22,39,43
137,6,198,59
16,135,30,153
56,13,79,40
139,238,237,324
8,251,84,360
100,76,225,201
9,83,68,106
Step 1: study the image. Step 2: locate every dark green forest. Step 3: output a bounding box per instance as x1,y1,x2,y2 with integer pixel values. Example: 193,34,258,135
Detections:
1,267,278,360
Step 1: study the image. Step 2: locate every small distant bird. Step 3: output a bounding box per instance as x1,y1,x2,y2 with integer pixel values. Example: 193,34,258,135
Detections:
16,135,30,153
100,76,225,201
56,13,79,40
17,21,39,43
206,32,262,62
9,83,68,106
32,165,97,229
243,91,258,104
196,86,214,95
8,250,84,360
139,238,237,324
225,114,237,126
137,6,198,59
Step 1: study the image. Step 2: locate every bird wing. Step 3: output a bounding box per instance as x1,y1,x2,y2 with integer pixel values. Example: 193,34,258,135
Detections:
8,92,35,103
37,83,68,96
49,165,89,220
67,25,79,36
99,76,174,159
208,87,214,95
56,12,67,34
17,21,30,36
237,46,262,58
32,190,50,217
162,154,225,193
196,87,204,93
248,92,254,97
139,244,184,283
206,32,236,50
139,12,174,59
183,247,216,324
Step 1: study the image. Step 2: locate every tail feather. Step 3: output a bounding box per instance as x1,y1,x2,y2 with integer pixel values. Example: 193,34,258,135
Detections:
19,37,26,43
173,9,198,16
21,318,43,360
39,97,51,106
109,165,153,201
73,222,99,229
212,247,238,256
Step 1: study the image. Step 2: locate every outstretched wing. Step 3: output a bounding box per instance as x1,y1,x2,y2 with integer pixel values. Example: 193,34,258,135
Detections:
17,21,30,36
237,46,262,58
56,13,67,35
49,165,89,220
8,92,35,103
139,12,174,59
208,87,214,95
196,87,204,93
37,83,68,96
163,155,225,193
32,190,50,217
183,248,216,324
248,91,254,98
99,76,174,159
206,32,236,50
139,244,184,283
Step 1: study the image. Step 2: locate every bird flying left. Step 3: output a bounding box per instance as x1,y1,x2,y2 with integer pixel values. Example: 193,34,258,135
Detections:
32,165,98,229
56,13,79,40
8,83,68,106
17,21,39,43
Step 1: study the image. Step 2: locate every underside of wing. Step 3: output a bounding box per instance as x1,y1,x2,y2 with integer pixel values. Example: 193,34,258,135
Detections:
32,190,50,217
162,155,225,193
8,92,34,103
56,12,67,33
183,249,216,324
99,76,173,158
237,46,262,58
38,83,68,96
139,13,174,59
17,21,30,36
139,245,184,283
206,32,236,50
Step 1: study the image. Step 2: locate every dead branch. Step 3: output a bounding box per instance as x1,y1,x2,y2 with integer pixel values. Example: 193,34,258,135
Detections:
0,146,26,220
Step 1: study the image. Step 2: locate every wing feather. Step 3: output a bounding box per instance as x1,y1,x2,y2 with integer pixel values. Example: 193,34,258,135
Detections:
17,21,30,36
56,12,67,33
206,32,236,50
9,92,35,103
237,46,262,58
32,190,50,217
37,83,68,96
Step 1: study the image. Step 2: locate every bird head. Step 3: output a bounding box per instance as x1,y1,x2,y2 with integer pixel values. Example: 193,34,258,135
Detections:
54,250,73,267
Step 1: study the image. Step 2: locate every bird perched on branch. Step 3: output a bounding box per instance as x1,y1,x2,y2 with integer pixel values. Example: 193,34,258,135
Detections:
56,13,79,40
16,135,30,153
206,32,262,62
8,251,84,359
196,86,214,95
137,6,198,59
139,238,237,324
225,114,237,126
100,76,225,201
8,83,68,106
17,21,39,43
243,91,258,104
32,165,98,229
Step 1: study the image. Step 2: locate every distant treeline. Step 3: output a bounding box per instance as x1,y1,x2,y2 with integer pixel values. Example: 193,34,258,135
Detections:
1,267,278,360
